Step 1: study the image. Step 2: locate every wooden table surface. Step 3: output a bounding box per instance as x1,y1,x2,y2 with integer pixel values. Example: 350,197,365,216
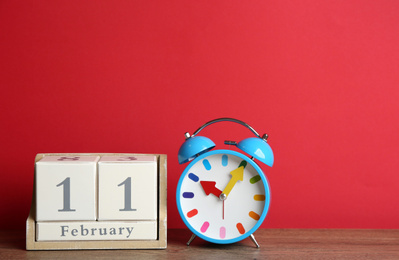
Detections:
1,229,398,259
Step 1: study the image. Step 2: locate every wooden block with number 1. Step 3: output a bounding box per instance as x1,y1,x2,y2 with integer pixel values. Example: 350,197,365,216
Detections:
98,155,157,221
35,155,99,221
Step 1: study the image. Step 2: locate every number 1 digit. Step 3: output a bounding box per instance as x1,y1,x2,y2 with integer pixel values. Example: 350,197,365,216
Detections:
118,177,137,211
56,177,76,212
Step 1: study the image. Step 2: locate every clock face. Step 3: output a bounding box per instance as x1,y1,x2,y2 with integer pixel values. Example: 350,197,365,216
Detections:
176,149,270,244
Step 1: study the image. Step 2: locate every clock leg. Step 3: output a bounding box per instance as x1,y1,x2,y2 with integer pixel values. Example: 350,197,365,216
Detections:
250,234,260,248
186,233,197,246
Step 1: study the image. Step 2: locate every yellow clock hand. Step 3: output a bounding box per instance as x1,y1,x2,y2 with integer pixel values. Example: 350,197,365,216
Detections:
221,160,247,198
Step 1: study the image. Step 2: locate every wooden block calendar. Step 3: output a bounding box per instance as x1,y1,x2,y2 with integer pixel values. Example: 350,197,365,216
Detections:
26,153,167,250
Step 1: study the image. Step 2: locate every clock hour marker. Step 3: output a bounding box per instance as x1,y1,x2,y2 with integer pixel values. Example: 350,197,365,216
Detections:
236,223,245,234
203,159,212,171
187,209,198,218
222,155,228,166
249,211,260,220
188,173,199,182
220,226,226,239
201,221,210,233
182,192,194,199
249,175,261,184
254,194,265,201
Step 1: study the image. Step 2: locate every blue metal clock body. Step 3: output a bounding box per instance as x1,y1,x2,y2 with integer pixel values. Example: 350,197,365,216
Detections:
176,118,274,246
176,149,271,244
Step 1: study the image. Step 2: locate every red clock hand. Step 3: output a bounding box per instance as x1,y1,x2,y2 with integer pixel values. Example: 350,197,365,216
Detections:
200,181,222,197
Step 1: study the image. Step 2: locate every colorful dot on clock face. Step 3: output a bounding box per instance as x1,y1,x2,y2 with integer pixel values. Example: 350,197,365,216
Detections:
236,223,245,234
202,159,211,170
222,155,228,166
249,211,260,220
201,221,210,233
187,209,198,218
254,194,265,201
182,192,194,198
188,173,199,182
220,227,226,238
250,175,261,184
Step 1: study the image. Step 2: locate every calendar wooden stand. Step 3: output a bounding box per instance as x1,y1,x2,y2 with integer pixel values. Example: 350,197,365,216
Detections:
26,153,167,250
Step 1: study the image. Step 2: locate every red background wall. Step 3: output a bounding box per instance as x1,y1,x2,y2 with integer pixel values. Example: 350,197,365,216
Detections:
1,1,398,230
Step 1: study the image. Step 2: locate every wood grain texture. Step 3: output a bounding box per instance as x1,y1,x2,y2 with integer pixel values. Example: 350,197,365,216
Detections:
3,229,398,259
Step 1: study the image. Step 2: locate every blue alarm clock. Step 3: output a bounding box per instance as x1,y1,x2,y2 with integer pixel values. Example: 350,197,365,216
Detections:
176,118,274,247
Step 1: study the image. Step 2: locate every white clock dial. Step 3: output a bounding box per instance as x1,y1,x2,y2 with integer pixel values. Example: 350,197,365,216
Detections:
177,150,270,243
